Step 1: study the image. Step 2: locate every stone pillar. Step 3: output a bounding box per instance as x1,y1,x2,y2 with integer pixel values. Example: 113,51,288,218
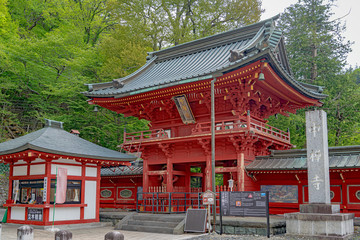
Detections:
306,110,330,204
285,110,354,239
104,231,124,240
55,230,72,240
17,225,33,240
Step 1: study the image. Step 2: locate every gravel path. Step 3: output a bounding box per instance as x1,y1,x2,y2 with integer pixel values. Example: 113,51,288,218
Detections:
186,232,360,239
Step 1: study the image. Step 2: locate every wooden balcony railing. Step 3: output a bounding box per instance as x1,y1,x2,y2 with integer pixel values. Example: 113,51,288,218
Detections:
124,129,169,143
123,116,290,144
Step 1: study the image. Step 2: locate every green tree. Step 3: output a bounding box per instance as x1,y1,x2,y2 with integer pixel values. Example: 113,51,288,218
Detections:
117,0,262,51
278,0,351,85
270,0,358,147
324,69,360,146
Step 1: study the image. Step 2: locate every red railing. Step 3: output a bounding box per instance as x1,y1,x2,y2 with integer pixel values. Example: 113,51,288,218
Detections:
249,118,290,142
123,129,169,143
123,117,290,144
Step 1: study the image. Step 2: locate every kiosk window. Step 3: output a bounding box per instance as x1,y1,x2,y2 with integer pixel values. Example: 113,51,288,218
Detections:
14,179,44,204
50,180,81,204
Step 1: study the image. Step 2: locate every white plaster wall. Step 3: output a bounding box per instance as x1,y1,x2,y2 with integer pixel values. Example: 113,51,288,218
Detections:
14,160,26,165
31,158,45,163
30,164,45,175
86,164,97,166
51,164,82,176
49,207,80,221
85,167,97,177
10,207,25,220
84,181,97,219
13,166,27,176
53,158,82,165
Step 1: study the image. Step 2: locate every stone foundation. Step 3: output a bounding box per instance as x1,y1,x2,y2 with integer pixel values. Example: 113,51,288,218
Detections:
285,204,354,240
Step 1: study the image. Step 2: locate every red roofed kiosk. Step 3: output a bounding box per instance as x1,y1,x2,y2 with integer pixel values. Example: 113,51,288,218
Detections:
0,119,136,226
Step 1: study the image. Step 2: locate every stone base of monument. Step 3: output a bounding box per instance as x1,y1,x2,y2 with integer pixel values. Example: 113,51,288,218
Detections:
285,204,354,240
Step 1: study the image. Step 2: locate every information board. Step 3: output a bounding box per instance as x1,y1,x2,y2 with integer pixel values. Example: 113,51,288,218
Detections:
221,191,268,217
27,208,43,221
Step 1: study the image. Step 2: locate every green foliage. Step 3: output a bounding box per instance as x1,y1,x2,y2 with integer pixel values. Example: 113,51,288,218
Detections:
1,0,262,149
116,0,262,50
269,0,359,147
278,0,351,85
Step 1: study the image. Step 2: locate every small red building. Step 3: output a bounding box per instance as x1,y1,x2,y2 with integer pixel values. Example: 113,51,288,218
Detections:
0,119,135,226
248,146,360,217
100,164,143,209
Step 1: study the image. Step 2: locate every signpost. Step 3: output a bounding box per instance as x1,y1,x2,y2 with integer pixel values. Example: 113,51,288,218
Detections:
220,191,270,238
202,190,215,233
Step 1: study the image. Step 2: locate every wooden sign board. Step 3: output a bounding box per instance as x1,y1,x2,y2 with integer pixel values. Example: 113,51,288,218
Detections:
202,190,215,205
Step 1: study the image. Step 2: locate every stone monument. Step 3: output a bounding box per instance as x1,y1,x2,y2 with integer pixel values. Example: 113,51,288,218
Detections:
285,110,354,239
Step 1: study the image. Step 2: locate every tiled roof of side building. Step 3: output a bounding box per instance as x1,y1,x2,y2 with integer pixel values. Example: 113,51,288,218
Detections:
0,119,136,162
247,146,360,171
101,166,143,176
83,15,326,100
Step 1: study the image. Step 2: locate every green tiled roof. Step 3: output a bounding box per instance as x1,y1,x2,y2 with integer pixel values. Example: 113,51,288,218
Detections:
83,16,326,100
0,119,136,162
247,146,360,171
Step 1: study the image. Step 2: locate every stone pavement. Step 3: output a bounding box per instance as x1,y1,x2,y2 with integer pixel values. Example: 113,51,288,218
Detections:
1,224,200,240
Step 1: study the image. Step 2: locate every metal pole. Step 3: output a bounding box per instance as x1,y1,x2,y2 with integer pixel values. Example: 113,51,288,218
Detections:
211,77,216,232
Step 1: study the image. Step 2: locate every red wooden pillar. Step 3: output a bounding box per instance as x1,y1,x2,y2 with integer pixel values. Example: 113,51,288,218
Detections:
341,181,348,213
201,165,206,192
185,164,191,192
166,158,173,192
7,162,13,203
237,152,245,191
6,162,14,222
143,160,149,192
44,159,52,224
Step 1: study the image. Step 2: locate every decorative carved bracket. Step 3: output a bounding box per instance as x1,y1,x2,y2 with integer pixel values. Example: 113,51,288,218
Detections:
197,138,211,156
158,143,173,159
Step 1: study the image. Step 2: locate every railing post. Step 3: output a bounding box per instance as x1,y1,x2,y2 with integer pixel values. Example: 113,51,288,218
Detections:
184,193,187,212
152,193,154,213
169,192,172,213
136,192,139,213
246,110,251,130
156,192,159,213
198,192,201,209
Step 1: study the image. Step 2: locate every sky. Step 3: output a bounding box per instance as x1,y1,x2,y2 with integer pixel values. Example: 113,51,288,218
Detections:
260,0,359,68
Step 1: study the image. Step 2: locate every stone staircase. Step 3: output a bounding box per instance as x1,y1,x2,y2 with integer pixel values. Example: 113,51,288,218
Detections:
115,213,185,235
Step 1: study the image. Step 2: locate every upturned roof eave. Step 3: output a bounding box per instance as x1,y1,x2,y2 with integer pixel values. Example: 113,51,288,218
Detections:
83,49,326,101
82,16,280,98
147,15,280,59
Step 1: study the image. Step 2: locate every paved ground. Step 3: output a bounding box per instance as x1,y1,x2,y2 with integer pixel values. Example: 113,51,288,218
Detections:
1,224,200,240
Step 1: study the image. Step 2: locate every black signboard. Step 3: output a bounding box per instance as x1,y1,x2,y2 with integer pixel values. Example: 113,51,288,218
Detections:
220,191,270,238
27,208,43,221
221,191,268,217
184,209,207,233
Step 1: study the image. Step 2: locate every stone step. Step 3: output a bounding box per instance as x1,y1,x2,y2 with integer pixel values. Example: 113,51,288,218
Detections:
132,214,184,223
127,220,179,228
121,224,174,234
